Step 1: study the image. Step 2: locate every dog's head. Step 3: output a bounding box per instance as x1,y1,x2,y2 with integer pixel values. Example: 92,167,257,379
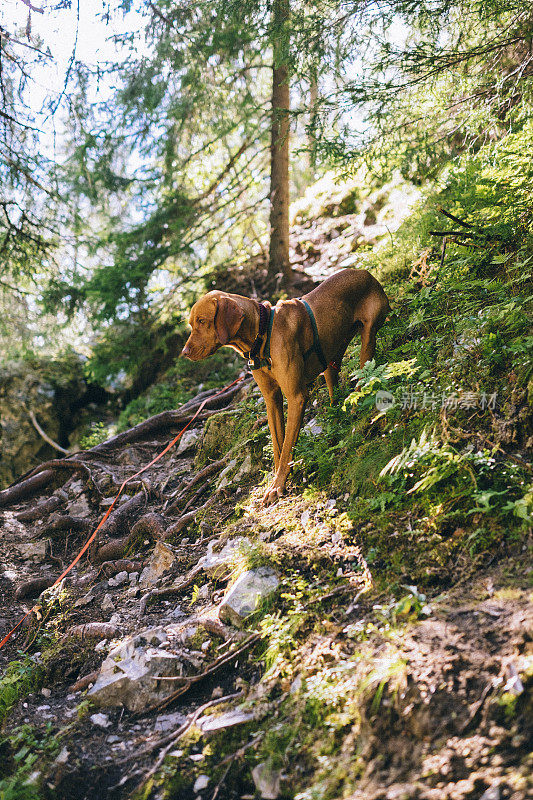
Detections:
181,291,244,361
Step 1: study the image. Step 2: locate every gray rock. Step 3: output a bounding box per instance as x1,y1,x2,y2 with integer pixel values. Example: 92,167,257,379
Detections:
108,570,128,588
90,713,111,728
303,417,323,436
154,711,187,732
252,762,281,799
101,594,115,612
197,537,251,578
219,567,279,627
198,707,256,734
15,541,47,560
193,775,209,793
216,458,238,490
177,427,202,455
68,494,91,517
88,628,183,712
140,541,178,586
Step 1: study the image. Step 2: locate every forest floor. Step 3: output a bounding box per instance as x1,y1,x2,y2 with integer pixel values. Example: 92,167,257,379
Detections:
0,169,531,800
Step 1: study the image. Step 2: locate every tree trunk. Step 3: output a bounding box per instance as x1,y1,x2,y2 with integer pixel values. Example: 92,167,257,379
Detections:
308,68,318,172
269,0,291,286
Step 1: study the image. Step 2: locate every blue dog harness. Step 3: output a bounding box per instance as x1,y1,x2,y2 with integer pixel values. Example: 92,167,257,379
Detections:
248,299,328,372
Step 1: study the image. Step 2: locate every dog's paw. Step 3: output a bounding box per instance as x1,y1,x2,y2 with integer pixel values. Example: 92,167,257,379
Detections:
262,483,284,506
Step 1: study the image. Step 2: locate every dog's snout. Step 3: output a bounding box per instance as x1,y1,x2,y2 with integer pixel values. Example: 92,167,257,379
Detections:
181,342,191,358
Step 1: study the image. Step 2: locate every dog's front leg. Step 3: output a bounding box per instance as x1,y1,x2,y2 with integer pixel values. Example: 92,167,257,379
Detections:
262,388,307,506
253,372,285,471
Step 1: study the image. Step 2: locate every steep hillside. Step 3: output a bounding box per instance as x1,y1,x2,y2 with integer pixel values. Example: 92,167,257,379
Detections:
0,133,531,800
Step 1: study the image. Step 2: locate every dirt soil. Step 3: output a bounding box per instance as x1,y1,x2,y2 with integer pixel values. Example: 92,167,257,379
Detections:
0,376,531,800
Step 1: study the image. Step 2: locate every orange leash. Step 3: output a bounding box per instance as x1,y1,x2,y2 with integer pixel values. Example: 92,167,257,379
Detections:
0,376,245,653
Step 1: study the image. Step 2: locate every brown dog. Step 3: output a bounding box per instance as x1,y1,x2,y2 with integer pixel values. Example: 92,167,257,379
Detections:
181,268,389,505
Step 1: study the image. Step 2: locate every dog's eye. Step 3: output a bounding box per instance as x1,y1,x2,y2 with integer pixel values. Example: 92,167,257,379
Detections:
197,318,207,325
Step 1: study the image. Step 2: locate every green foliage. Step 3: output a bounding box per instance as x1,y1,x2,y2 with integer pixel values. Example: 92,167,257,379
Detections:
0,659,44,728
0,724,59,800
118,348,240,430
343,358,419,411
78,421,109,450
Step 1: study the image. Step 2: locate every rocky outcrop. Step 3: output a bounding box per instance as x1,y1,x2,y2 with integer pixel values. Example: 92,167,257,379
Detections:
0,357,106,489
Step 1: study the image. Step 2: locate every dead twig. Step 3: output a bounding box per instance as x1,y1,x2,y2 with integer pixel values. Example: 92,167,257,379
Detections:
145,632,261,714
27,408,69,455
139,563,204,616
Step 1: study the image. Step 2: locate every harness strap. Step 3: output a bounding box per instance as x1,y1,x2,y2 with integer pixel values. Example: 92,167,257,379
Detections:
248,305,275,370
299,299,328,371
248,302,269,361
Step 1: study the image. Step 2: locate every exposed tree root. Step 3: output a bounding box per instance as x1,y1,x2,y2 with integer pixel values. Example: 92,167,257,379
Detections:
130,511,167,540
90,533,138,565
164,495,217,539
0,469,55,508
98,559,143,578
165,458,227,513
15,491,67,522
15,576,58,599
114,691,243,793
70,671,99,693
145,632,261,713
41,515,94,539
63,622,120,642
86,380,249,456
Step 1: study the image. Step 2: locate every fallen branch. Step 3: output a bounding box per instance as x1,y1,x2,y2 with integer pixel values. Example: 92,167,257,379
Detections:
27,408,69,455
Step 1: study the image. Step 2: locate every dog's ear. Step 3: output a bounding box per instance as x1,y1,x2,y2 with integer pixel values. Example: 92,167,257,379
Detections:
215,296,244,345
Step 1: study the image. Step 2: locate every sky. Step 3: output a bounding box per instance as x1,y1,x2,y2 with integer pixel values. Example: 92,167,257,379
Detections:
0,0,146,130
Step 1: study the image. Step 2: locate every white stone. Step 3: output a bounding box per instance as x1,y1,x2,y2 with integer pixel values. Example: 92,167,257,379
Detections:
303,418,323,436
193,775,209,792
88,628,184,713
198,707,255,734
101,594,115,612
219,567,279,627
177,428,202,455
252,762,281,799
196,537,251,578
140,541,178,586
108,570,128,588
90,713,111,728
